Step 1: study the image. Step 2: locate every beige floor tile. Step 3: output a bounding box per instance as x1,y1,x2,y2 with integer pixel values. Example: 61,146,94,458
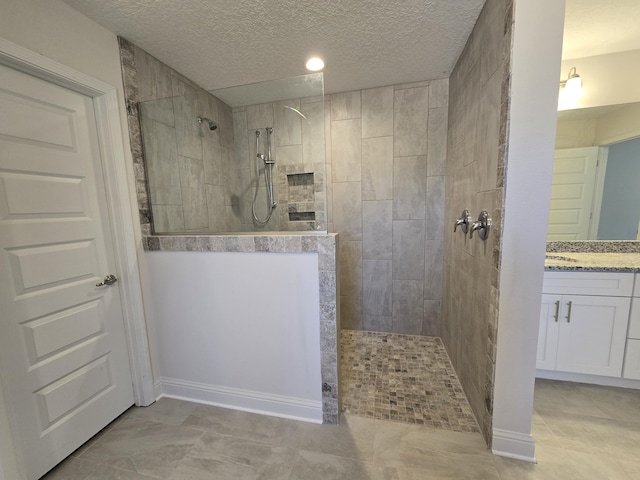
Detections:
42,457,156,479
37,357,640,480
535,410,640,461
78,418,204,479
124,397,198,426
495,443,635,480
174,432,298,479
373,419,494,475
619,457,640,478
279,413,376,462
534,379,612,420
576,383,640,424
395,461,501,480
374,418,489,461
290,450,398,480
181,403,294,445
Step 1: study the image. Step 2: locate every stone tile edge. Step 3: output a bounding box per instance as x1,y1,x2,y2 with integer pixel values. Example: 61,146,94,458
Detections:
143,233,338,253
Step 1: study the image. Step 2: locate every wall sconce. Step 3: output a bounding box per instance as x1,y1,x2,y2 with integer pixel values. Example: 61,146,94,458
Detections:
558,67,583,110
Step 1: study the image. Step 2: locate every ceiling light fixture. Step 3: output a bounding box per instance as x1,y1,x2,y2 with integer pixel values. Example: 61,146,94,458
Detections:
305,57,325,72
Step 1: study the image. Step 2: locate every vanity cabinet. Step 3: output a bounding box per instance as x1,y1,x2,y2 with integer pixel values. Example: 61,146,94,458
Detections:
623,278,640,380
537,272,633,377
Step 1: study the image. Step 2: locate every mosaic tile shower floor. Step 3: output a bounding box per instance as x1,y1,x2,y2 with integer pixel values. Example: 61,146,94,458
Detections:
340,330,479,433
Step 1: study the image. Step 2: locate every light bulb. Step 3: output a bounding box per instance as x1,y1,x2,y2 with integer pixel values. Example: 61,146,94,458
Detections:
305,57,325,71
564,75,583,97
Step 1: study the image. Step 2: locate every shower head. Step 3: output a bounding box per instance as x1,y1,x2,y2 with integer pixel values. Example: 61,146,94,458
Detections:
197,116,218,131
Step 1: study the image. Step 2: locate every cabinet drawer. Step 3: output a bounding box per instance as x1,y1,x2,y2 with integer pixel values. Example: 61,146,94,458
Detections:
543,272,634,297
629,298,640,339
623,339,640,380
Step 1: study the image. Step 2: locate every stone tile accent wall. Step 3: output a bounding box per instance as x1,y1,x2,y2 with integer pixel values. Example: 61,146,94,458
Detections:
442,0,513,445
326,81,449,336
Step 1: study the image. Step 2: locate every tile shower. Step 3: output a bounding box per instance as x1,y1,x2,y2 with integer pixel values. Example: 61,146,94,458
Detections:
326,81,449,337
119,0,512,445
133,49,327,234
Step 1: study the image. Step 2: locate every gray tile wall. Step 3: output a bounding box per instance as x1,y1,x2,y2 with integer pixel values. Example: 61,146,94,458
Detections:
442,0,513,445
326,80,449,336
231,99,327,232
132,45,237,234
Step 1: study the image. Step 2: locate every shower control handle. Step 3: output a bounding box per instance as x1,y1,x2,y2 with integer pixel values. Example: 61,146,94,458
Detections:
454,209,471,233
469,210,492,240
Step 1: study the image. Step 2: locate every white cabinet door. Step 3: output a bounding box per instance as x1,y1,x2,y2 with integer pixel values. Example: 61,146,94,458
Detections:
556,295,630,376
623,339,640,380
536,294,562,370
628,298,640,339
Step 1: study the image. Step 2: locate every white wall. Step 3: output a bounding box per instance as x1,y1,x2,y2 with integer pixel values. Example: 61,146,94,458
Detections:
560,49,640,110
146,251,323,421
492,0,566,462
596,103,640,145
556,104,640,149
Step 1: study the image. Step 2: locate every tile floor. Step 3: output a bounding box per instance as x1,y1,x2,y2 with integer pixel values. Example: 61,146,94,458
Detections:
41,379,640,479
340,330,478,432
44,338,640,480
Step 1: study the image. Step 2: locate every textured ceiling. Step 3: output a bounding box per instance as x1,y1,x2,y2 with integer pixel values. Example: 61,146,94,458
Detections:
61,0,485,94
563,0,640,60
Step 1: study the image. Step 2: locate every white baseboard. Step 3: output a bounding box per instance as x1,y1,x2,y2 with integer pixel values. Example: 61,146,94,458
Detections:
157,377,322,424
154,380,163,401
536,370,640,389
492,428,536,463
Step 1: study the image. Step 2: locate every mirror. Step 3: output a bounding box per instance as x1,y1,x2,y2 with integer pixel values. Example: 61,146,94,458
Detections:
548,102,640,240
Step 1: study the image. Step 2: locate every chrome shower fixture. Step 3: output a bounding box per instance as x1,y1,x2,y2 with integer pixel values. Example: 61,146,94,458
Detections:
252,127,277,226
197,116,218,131
283,105,309,122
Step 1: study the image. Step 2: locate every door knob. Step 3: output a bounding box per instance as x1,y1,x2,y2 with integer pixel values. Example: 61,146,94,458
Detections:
96,274,118,287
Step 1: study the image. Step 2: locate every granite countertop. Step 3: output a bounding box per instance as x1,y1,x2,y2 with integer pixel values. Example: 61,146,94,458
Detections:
544,252,640,272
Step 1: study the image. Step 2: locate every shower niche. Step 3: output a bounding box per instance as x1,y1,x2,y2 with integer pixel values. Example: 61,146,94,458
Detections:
137,71,327,235
285,172,317,224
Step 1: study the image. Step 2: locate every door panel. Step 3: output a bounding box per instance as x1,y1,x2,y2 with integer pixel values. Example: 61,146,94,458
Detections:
556,295,630,376
0,64,134,479
548,147,599,240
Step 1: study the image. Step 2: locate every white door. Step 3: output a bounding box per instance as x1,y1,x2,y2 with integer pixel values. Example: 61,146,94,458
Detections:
556,295,630,377
547,147,599,241
0,64,134,479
